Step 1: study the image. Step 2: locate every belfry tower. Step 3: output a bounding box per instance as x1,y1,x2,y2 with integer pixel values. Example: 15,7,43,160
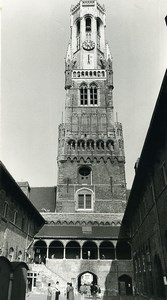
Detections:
57,0,126,215
33,1,133,296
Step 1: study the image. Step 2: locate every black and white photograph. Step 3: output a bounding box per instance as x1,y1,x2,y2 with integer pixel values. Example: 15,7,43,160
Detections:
0,0,167,299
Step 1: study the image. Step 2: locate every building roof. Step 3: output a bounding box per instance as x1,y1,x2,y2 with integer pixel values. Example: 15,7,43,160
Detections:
30,187,56,212
35,224,124,239
41,212,124,226
122,70,167,225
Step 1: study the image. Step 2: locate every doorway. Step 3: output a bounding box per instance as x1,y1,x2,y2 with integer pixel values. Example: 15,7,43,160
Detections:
78,271,97,292
118,274,133,295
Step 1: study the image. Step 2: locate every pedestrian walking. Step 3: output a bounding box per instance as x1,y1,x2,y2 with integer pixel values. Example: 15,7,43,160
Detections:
79,283,86,300
91,283,98,300
55,281,60,300
66,282,70,300
68,283,74,300
86,284,91,298
47,283,53,300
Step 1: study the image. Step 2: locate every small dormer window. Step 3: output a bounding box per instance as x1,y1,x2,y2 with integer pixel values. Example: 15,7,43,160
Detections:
86,17,91,32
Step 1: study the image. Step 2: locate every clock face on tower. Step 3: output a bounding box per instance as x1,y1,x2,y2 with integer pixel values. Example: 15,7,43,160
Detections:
82,40,95,51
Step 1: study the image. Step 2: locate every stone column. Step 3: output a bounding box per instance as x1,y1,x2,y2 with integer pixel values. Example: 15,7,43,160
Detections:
80,245,82,259
63,247,66,259
98,246,100,260
46,246,49,259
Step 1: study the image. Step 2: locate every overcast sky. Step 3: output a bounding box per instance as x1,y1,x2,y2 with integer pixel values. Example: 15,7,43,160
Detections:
1,0,167,188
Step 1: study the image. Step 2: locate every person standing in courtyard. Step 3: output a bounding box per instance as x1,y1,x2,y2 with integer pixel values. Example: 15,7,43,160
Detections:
66,282,70,300
47,283,53,300
68,283,74,300
79,283,86,300
55,281,60,300
91,283,98,300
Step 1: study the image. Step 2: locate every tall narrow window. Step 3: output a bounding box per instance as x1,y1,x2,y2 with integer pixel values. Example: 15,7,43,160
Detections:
76,20,80,36
78,195,84,209
80,84,88,105
90,84,98,105
13,210,18,224
3,201,8,218
97,18,101,49
86,17,91,32
76,20,80,50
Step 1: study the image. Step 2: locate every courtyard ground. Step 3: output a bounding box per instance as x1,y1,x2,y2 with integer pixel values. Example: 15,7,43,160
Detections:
26,293,137,300
26,294,81,300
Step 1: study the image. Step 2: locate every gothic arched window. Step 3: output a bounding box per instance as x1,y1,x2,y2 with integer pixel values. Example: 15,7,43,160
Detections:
96,139,104,150
68,139,75,150
90,83,98,105
80,84,88,105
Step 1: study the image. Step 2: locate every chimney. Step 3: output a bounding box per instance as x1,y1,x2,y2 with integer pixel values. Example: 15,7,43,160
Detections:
134,157,140,173
17,181,31,199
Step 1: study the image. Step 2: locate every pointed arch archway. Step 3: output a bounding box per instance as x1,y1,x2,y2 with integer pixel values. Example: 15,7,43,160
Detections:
118,274,133,295
78,271,97,291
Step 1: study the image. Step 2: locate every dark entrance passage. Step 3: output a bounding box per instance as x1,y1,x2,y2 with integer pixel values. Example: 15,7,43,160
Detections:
118,274,133,295
78,271,97,291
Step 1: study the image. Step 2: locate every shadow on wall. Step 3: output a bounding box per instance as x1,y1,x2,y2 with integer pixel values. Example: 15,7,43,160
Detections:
0,256,29,300
102,241,133,300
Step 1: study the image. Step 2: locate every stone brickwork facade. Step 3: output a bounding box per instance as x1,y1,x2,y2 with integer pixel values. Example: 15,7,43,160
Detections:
0,162,45,261
122,71,167,299
57,0,126,216
33,1,133,297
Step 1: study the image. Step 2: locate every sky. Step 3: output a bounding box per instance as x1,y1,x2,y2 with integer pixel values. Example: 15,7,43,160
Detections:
1,0,167,188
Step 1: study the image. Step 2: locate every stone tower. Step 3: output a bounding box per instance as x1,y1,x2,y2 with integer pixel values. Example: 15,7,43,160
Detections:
33,1,133,296
57,0,126,215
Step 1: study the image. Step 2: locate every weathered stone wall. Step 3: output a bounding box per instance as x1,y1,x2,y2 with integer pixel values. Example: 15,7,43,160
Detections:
46,258,133,296
56,158,126,213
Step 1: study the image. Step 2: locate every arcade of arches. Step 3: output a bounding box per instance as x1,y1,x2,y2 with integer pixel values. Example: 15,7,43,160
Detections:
33,240,131,263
